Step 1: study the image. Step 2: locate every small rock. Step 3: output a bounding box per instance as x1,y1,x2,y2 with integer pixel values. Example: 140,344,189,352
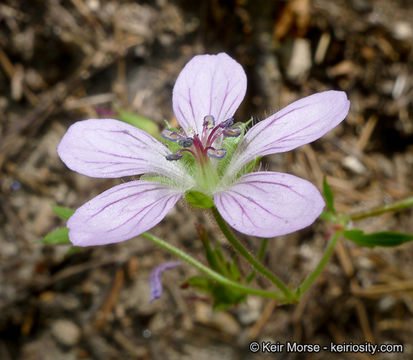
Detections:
393,21,413,41
378,296,396,312
51,319,81,347
282,38,312,82
236,297,263,325
342,156,366,174
195,302,240,336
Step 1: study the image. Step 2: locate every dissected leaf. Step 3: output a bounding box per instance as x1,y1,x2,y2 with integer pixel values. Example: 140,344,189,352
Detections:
51,205,75,220
116,110,160,138
323,177,336,215
42,227,71,245
344,230,413,248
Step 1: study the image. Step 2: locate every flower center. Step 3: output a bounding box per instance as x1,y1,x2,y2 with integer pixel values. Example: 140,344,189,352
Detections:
161,115,241,163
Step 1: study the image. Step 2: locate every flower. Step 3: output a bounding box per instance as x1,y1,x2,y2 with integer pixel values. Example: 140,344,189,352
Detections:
58,53,350,246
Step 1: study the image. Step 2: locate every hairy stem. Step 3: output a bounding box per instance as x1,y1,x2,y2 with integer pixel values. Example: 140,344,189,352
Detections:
141,232,287,300
350,196,413,221
296,230,342,296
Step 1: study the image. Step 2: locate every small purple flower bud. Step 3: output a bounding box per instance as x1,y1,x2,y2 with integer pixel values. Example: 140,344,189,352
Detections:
166,153,183,161
203,115,215,129
149,262,181,302
177,138,193,148
207,148,226,159
219,117,234,128
162,129,182,141
223,126,242,137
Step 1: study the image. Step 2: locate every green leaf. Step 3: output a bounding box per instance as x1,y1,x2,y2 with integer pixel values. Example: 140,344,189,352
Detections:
323,177,336,215
319,211,336,222
185,190,214,208
51,205,75,220
185,277,247,311
211,283,247,311
185,276,213,293
116,110,160,138
42,227,71,245
229,256,241,281
343,230,413,248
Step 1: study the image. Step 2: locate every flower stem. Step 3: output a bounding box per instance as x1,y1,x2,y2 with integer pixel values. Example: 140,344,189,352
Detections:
295,230,342,296
349,196,413,221
211,207,294,299
140,232,286,300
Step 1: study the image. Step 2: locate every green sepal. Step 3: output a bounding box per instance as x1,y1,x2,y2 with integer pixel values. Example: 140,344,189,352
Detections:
163,119,180,133
116,109,160,138
42,227,71,245
185,190,214,208
343,230,413,248
242,156,262,176
217,120,251,176
51,205,75,220
139,174,172,185
323,177,336,215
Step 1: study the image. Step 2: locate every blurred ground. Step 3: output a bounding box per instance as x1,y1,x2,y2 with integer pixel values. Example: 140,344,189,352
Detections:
1,0,413,359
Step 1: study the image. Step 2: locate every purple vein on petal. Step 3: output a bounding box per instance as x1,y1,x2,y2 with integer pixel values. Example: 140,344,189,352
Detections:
87,186,160,220
228,189,283,220
106,194,178,233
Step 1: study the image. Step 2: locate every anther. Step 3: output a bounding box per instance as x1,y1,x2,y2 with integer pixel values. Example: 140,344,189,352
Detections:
207,148,226,159
162,129,182,141
178,138,193,148
166,153,183,161
219,117,234,128
223,126,242,137
203,115,215,129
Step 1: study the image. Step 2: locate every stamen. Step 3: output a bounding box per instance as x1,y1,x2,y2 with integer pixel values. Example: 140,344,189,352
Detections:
223,126,242,137
219,117,234,128
178,138,193,148
203,115,215,129
166,153,183,161
207,148,226,159
162,129,183,141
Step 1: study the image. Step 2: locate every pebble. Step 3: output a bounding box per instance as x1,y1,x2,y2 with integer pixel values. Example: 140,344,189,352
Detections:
283,38,312,82
51,319,81,347
236,297,263,326
195,302,240,336
342,156,366,174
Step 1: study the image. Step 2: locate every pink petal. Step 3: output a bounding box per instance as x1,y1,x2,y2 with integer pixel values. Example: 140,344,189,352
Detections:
57,118,185,180
172,53,247,135
67,181,182,246
228,91,350,174
214,172,324,237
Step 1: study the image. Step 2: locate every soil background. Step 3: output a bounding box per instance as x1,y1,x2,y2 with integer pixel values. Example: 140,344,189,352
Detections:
1,0,413,359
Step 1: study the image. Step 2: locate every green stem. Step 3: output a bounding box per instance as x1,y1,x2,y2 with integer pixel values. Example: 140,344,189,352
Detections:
296,230,342,296
140,232,286,300
350,196,413,221
211,207,294,299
